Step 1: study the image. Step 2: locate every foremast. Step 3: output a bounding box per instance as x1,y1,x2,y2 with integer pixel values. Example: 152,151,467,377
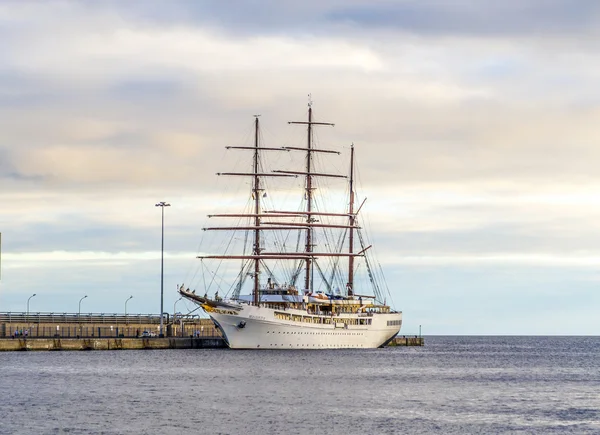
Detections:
252,116,261,306
200,116,294,306
348,143,355,296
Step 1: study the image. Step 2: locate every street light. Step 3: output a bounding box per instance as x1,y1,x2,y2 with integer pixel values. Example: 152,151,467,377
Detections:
125,295,133,317
174,296,182,322
174,296,183,338
155,201,170,338
78,295,88,317
27,293,37,320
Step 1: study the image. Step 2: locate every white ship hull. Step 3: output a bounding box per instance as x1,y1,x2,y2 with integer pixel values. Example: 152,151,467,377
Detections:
205,304,402,349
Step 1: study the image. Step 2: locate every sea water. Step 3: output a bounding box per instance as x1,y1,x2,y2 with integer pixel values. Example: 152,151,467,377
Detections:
1,336,599,434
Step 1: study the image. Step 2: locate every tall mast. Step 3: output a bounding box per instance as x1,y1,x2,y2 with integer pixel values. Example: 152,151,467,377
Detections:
305,104,314,291
288,96,334,291
347,143,355,296
252,116,261,306
205,117,294,301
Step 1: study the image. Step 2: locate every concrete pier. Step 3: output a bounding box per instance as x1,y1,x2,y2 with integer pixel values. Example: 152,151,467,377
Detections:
0,335,422,351
388,336,424,346
0,337,226,351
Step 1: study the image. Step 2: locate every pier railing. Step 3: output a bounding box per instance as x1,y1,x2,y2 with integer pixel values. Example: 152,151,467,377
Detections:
0,312,193,324
0,311,220,339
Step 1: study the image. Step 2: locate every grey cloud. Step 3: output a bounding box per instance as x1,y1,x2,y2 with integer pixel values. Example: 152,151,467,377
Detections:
2,172,46,182
78,0,325,36
0,72,61,108
372,214,600,258
109,79,183,101
327,0,600,37
0,150,45,181
71,0,600,38
4,218,202,255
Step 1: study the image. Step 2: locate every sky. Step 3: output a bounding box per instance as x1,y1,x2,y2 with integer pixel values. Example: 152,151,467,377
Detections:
1,0,600,335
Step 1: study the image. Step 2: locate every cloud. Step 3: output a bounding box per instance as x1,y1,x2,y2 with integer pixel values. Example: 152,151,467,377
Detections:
3,1,599,191
1,1,600,333
31,1,599,40
327,0,600,37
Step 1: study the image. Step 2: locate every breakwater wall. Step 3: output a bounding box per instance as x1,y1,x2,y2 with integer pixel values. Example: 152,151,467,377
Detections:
0,337,227,351
389,336,424,346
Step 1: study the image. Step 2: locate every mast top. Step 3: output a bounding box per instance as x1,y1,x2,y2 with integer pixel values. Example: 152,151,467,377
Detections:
308,93,312,108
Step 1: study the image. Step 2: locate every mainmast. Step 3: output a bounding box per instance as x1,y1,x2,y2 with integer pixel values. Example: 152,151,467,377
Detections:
305,105,314,292
347,143,355,296
288,96,334,291
252,116,261,306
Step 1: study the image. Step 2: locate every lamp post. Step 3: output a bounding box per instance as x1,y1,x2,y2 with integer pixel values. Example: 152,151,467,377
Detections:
174,296,183,338
174,296,182,321
155,201,170,338
27,293,36,320
78,295,88,318
125,295,133,316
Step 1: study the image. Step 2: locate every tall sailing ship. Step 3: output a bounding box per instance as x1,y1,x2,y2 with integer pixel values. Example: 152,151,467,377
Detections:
180,102,402,349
